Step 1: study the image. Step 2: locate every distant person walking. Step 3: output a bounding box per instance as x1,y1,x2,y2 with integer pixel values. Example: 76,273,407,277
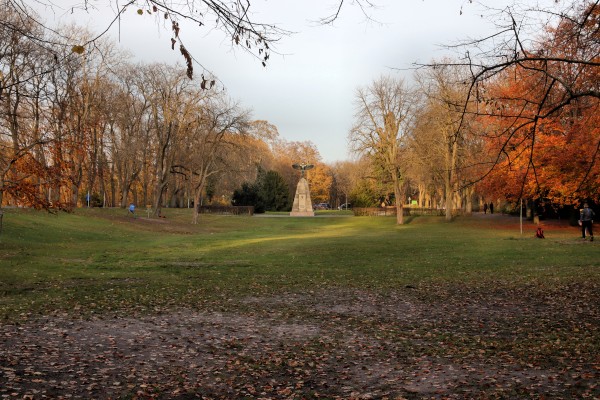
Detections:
580,203,595,241
483,203,488,214
489,202,494,214
128,203,136,218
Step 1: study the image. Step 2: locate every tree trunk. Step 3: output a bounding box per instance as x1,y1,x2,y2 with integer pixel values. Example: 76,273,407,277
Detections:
395,197,404,224
110,163,116,208
71,182,80,207
444,182,453,221
0,188,4,236
465,186,474,215
454,190,462,212
444,131,459,221
192,173,207,224
87,126,99,198
153,182,167,217
192,190,202,224
418,182,425,207
393,171,404,225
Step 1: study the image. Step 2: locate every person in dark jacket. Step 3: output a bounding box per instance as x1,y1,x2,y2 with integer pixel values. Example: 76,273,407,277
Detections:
580,203,595,241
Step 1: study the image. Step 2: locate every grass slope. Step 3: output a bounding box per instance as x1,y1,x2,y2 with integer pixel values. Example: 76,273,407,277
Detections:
1,208,598,319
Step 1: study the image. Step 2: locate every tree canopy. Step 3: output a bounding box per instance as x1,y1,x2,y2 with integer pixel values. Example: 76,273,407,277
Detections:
431,0,600,205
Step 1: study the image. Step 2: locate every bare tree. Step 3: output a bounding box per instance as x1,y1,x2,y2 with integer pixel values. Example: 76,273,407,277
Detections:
330,160,359,208
349,75,418,224
173,91,250,224
406,109,445,210
45,27,120,207
414,63,478,220
0,5,63,216
108,65,150,207
138,63,197,216
212,124,277,203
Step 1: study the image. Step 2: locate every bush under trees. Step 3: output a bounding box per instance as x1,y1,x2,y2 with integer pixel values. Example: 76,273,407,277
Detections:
232,169,290,213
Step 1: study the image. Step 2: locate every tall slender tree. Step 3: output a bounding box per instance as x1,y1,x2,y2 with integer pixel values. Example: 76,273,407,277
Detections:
414,64,477,219
349,76,418,224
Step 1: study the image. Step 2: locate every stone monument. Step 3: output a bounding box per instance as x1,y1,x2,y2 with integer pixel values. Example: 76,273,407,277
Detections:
290,163,315,217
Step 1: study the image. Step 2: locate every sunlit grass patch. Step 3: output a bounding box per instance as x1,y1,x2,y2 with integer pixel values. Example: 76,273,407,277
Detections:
0,208,598,320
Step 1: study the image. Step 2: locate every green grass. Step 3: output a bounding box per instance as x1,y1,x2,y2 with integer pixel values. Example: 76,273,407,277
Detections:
1,207,598,320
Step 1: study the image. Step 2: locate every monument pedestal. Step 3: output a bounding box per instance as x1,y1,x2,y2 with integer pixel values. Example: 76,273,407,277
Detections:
290,177,314,217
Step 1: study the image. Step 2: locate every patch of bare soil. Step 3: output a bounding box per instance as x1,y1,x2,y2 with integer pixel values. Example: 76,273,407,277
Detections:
1,285,599,399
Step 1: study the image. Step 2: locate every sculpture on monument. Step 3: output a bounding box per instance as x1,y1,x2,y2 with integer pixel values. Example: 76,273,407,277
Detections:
290,163,315,217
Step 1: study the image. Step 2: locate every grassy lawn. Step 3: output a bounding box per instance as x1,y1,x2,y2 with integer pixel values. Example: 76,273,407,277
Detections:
1,208,599,398
1,208,596,316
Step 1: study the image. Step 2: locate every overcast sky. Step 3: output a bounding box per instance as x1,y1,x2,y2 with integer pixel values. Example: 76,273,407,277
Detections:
51,0,512,163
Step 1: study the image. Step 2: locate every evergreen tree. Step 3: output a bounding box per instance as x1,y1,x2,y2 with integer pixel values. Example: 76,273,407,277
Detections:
259,170,290,211
232,169,290,212
232,183,265,213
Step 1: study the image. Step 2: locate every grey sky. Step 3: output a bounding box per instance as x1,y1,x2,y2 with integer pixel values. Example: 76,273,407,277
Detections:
53,1,507,163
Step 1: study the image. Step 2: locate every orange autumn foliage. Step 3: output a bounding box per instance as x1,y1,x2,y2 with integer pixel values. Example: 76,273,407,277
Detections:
481,75,599,205
4,152,72,210
479,2,600,206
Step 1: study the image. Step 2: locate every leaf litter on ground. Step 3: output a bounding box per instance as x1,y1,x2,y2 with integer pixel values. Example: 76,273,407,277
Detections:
1,283,599,399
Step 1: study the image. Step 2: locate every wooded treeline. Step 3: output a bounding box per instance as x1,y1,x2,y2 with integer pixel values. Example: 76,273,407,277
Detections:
1,1,598,224
347,1,599,222
0,5,336,223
